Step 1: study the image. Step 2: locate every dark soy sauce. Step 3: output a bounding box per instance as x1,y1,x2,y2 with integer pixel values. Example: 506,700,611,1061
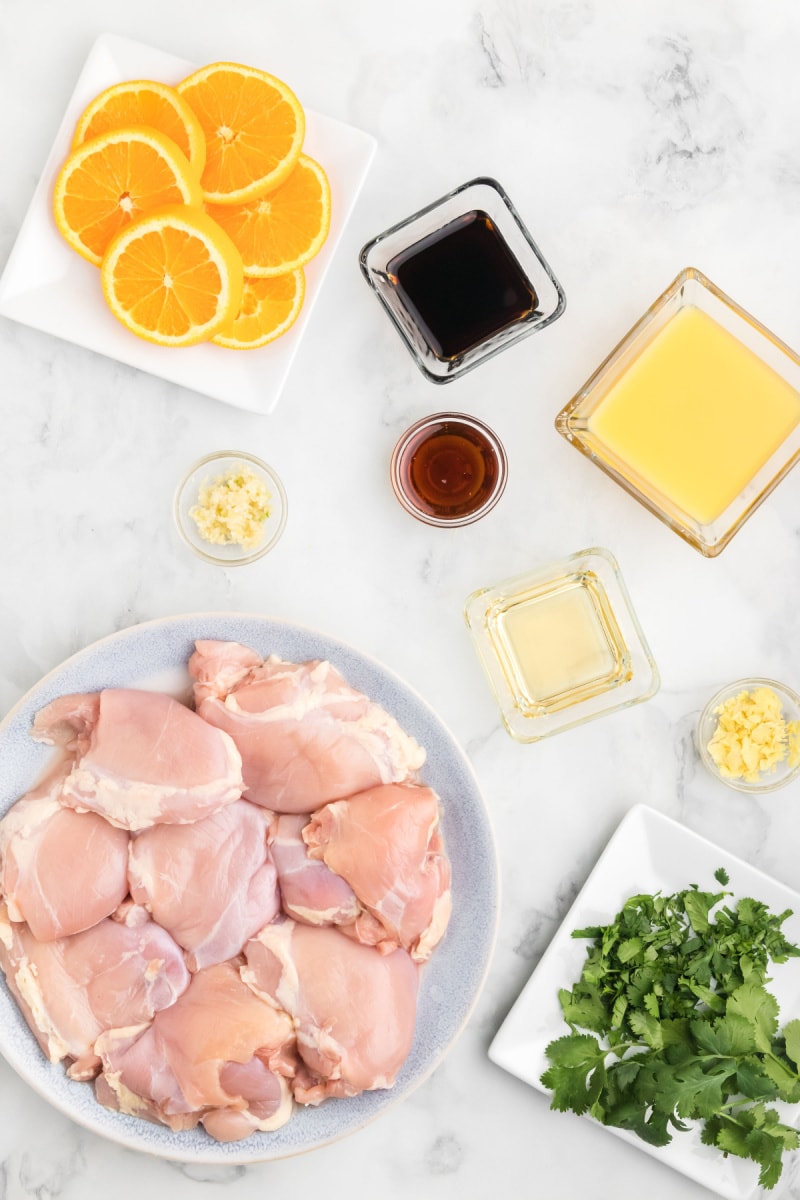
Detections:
398,417,501,519
387,210,537,360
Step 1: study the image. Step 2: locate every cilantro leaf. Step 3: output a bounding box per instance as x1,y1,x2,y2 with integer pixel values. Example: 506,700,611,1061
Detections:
543,1032,603,1068
690,1013,757,1058
727,983,779,1054
781,1017,800,1070
543,875,800,1188
541,1033,606,1115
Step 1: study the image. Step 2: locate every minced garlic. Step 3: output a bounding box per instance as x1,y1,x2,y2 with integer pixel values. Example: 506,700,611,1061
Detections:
707,686,800,783
189,464,271,550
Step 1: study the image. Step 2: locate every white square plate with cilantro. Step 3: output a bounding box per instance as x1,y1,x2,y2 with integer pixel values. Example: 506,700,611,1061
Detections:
488,804,800,1199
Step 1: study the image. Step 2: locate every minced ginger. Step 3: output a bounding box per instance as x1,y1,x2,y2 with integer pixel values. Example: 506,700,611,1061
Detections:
189,465,271,550
707,686,800,783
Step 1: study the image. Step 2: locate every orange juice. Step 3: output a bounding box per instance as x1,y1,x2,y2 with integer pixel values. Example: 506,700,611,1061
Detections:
587,306,800,524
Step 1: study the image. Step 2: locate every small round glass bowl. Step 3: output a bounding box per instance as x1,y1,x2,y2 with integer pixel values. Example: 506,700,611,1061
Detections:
696,677,800,794
390,412,508,527
174,451,287,566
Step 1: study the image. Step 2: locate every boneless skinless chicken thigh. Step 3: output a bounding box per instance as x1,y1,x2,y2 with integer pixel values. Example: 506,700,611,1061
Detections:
0,644,455,1144
242,920,419,1104
304,782,452,961
189,641,426,813
269,813,360,926
0,900,189,1080
32,688,243,829
96,961,296,1139
0,761,129,940
128,800,280,970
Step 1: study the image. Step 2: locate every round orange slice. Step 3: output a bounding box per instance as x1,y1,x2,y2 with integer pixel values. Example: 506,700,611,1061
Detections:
177,62,305,205
72,80,207,179
206,155,331,277
101,206,244,347
212,269,305,349
54,126,203,266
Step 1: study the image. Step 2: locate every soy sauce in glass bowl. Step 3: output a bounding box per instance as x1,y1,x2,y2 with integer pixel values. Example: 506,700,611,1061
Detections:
390,413,507,527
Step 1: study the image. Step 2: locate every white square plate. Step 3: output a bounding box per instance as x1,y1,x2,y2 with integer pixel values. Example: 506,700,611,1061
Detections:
0,33,376,414
489,805,800,1199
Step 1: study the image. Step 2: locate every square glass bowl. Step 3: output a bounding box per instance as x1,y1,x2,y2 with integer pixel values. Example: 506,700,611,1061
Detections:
359,177,566,383
464,547,659,742
555,268,800,557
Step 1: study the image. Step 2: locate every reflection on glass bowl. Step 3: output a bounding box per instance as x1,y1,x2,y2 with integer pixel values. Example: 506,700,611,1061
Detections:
174,451,287,566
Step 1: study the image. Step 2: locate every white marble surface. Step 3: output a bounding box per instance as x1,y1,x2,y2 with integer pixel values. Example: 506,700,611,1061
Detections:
2,0,800,1196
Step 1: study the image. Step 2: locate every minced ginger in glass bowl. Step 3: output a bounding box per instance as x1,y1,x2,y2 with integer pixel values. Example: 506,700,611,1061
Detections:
698,678,800,793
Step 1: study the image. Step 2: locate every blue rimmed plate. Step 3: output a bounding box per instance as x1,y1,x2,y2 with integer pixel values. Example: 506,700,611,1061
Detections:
0,613,499,1162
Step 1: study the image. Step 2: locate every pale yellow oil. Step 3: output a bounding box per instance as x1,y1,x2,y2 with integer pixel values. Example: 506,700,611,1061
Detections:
488,572,631,715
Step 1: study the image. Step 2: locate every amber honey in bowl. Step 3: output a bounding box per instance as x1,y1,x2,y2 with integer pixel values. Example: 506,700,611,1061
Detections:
387,211,537,361
390,413,508,527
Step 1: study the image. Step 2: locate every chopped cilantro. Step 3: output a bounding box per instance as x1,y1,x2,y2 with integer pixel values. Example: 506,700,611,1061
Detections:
541,877,800,1188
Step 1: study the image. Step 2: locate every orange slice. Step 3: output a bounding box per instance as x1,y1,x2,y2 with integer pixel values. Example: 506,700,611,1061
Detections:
212,269,305,349
53,127,203,266
177,62,305,205
206,155,331,277
101,205,244,347
72,80,207,179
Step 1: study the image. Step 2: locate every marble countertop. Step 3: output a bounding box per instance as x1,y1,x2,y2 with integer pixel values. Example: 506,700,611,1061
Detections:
2,1,800,1197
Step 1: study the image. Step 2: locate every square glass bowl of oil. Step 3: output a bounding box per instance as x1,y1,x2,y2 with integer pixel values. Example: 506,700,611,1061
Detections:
555,268,800,557
464,547,659,743
359,177,566,383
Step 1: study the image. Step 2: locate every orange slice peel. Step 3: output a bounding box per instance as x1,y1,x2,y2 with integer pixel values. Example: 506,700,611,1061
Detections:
212,269,305,349
72,80,207,179
53,126,203,266
206,154,331,277
177,62,305,205
101,205,244,347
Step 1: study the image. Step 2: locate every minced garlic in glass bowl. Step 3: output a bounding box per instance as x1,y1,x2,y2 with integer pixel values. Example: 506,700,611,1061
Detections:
697,678,800,793
174,452,287,566
191,465,271,550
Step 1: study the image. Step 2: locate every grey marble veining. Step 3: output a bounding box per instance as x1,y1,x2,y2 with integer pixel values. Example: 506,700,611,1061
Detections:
2,0,800,1196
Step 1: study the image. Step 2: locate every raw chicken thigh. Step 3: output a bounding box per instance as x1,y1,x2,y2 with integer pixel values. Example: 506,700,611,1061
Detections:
0,762,128,940
304,783,452,962
0,902,189,1080
32,688,243,830
242,920,419,1104
0,645,453,1146
128,800,280,970
96,961,296,1139
270,813,360,926
189,641,425,813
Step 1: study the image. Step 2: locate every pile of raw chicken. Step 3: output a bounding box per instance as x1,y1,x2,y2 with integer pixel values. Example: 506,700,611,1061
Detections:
0,640,452,1142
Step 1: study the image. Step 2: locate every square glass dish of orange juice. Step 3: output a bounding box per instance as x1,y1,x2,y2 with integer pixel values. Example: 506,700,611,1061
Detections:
556,268,800,556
